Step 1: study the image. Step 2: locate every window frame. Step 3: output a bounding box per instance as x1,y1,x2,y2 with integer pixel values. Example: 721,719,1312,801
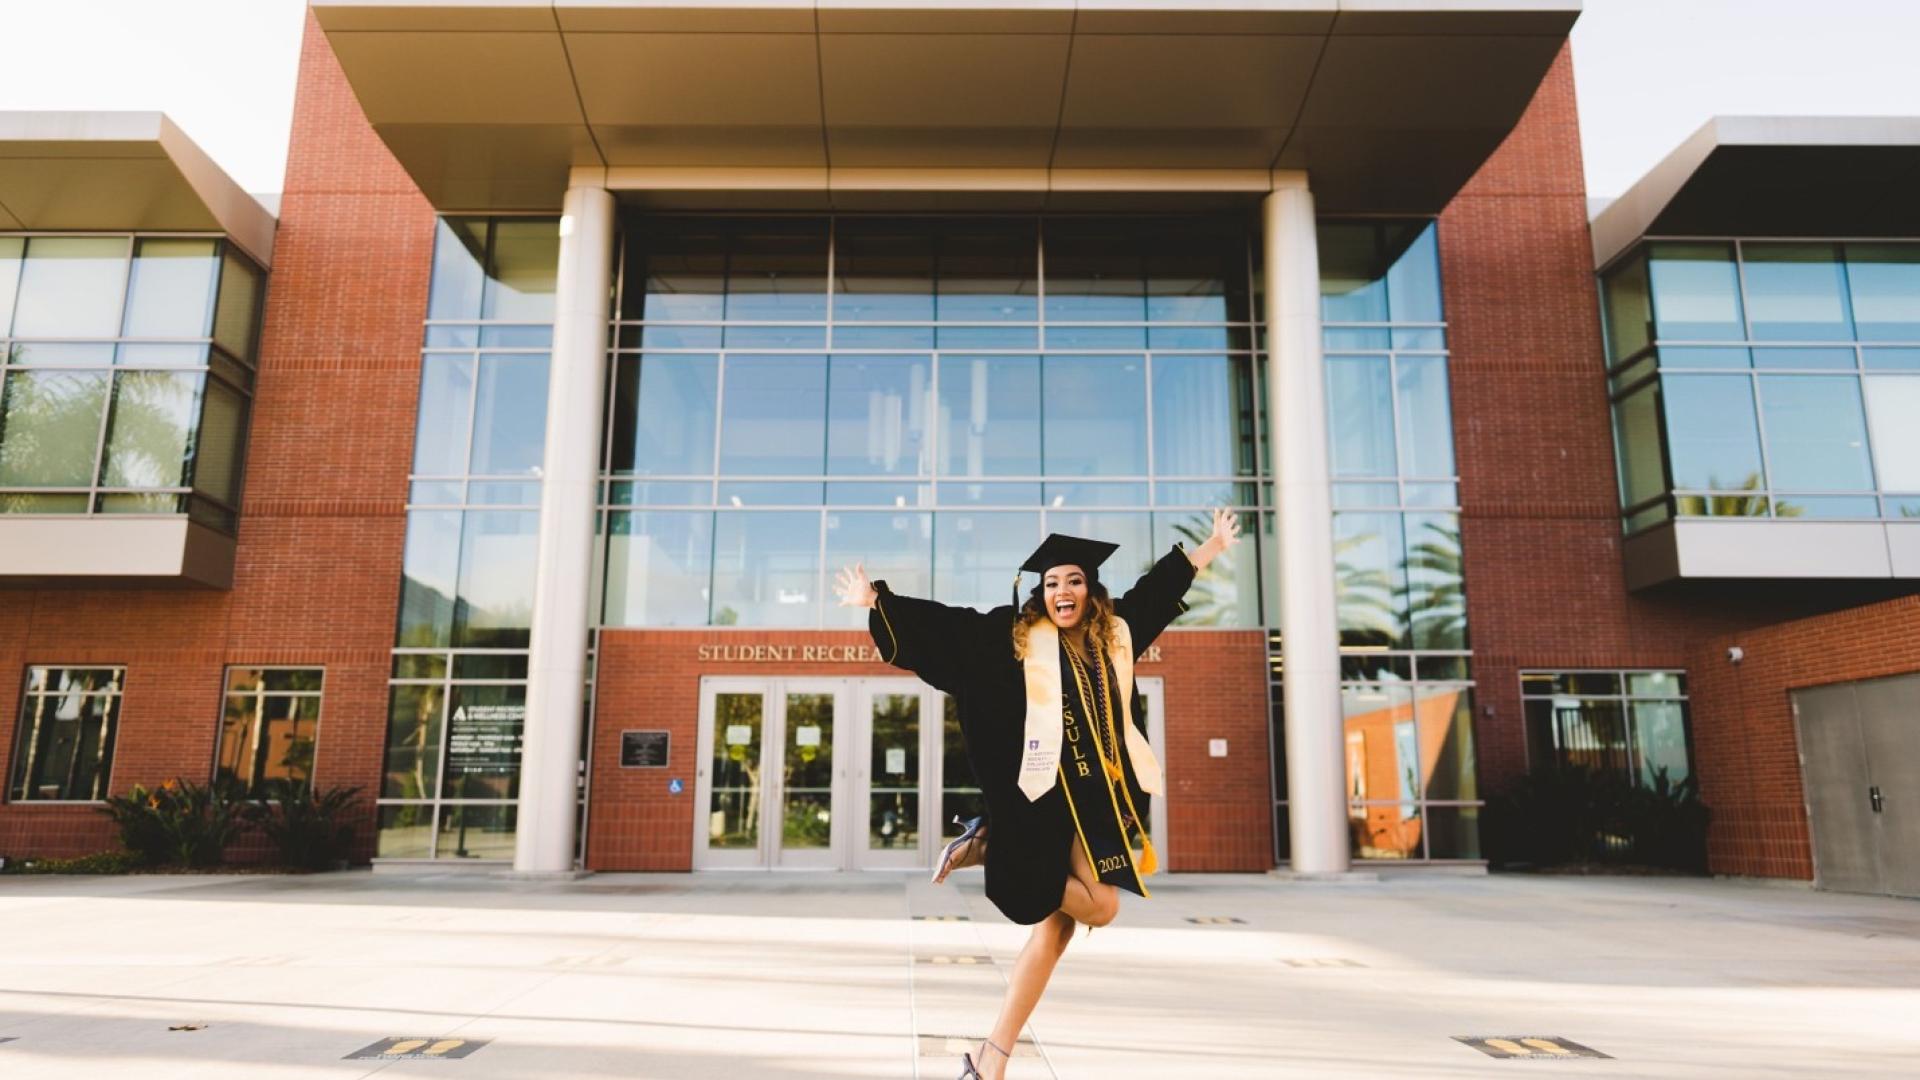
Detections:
7,664,126,804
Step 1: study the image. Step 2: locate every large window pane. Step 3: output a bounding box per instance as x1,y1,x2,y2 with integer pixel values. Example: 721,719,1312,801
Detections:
1044,221,1146,322
194,378,247,506
610,353,718,475
1602,250,1652,362
711,510,821,626
443,683,525,800
823,510,931,627
937,355,1039,477
1649,242,1744,341
469,354,549,476
123,239,218,338
937,220,1037,323
934,510,1040,611
211,250,264,363
1394,355,1454,478
8,666,123,801
101,370,202,488
1343,684,1420,805
1864,376,1920,491
1144,221,1249,324
397,509,461,647
382,683,444,799
1385,223,1443,324
1758,375,1874,491
217,668,323,797
604,510,713,626
1332,511,1407,648
412,354,475,476
481,219,559,322
1743,243,1853,342
1417,685,1476,801
1318,223,1390,323
454,510,539,646
1613,381,1665,509
0,369,109,487
1152,355,1253,478
725,219,828,322
1041,355,1146,476
625,219,725,322
1630,699,1690,789
1326,355,1395,478
11,237,127,338
833,220,934,323
429,218,488,320
1404,512,1466,650
1845,243,1920,342
1661,374,1765,491
0,237,22,333
826,354,931,476
720,354,826,475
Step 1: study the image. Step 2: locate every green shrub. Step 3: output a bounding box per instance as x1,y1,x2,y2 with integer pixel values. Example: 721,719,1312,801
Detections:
1,851,141,874
100,777,252,869
249,780,363,870
1483,765,1709,873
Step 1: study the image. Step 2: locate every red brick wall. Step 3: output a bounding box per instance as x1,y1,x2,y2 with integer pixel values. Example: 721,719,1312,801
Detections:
588,628,1271,872
0,13,430,861
1438,43,1915,880
1686,596,1920,879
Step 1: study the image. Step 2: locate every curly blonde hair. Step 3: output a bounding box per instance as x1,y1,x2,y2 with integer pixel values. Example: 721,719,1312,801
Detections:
1011,578,1117,660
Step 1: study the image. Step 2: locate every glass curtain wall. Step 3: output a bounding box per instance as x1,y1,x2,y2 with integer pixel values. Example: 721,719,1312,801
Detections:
598,216,1267,631
0,234,263,531
1271,220,1478,862
1602,240,1920,531
378,217,558,860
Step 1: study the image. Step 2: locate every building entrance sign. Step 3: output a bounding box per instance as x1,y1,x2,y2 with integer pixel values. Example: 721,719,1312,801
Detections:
445,704,522,776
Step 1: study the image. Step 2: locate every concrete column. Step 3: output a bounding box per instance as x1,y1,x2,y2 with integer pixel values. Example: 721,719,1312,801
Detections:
1263,174,1350,875
515,184,615,874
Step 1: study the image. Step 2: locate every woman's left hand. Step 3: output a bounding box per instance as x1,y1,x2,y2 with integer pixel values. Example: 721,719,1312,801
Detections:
1188,507,1240,571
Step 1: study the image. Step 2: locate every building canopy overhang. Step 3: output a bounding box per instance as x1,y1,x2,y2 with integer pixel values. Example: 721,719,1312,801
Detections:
310,1,1579,213
0,112,277,266
1592,116,1920,270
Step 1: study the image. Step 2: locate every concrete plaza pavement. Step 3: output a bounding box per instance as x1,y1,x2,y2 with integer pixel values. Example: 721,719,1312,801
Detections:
0,868,1915,1079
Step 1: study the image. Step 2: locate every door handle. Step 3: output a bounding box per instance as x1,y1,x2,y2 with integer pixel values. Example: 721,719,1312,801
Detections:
1869,786,1884,813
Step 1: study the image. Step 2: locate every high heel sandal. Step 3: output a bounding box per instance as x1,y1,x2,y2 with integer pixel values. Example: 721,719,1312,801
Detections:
932,814,987,885
958,1037,1011,1079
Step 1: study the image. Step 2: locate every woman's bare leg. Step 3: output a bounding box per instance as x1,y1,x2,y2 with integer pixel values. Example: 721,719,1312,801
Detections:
1056,840,1121,928
977,912,1074,1080
974,846,1119,1079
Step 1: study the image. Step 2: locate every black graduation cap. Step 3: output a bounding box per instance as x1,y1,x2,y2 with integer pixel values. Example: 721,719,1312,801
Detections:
1013,533,1119,607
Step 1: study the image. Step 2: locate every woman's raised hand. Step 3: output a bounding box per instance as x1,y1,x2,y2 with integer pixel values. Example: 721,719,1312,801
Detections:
834,562,878,609
1187,507,1241,572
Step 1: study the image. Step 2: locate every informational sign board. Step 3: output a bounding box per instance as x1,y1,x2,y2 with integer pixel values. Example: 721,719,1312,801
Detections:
885,747,907,775
725,724,752,746
620,730,670,768
446,704,522,775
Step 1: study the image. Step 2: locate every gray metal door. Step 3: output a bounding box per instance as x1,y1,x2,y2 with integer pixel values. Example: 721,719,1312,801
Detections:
1853,674,1920,899
1793,683,1883,895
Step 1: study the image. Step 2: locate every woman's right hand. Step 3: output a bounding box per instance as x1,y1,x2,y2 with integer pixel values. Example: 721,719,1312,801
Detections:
834,562,878,609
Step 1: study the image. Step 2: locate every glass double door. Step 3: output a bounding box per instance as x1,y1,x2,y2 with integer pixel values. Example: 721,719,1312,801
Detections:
694,677,971,870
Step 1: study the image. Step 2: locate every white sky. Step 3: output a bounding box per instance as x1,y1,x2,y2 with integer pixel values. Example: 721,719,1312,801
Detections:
0,1,1917,201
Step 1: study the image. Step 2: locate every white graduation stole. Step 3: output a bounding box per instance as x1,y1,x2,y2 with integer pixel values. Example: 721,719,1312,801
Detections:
1017,618,1166,801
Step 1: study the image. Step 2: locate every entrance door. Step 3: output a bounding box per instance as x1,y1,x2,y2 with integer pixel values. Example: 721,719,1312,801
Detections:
694,678,848,869
1793,674,1920,899
854,681,936,869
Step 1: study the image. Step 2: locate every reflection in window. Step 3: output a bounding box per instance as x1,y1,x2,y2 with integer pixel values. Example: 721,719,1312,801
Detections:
1743,243,1852,342
8,666,124,801
100,371,202,488
610,354,718,476
935,511,1041,611
719,354,826,475
711,511,822,626
1649,243,1744,341
123,239,218,338
1152,354,1255,477
1041,355,1146,476
1757,375,1874,492
604,510,713,626
9,237,126,338
1846,244,1920,341
823,511,931,628
1521,670,1692,791
217,668,323,797
826,354,931,476
453,510,539,647
1662,374,1766,492
0,369,110,490
469,353,549,476
937,355,1040,477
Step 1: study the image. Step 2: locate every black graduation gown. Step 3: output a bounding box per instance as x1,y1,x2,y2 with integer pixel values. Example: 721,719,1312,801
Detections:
868,546,1196,925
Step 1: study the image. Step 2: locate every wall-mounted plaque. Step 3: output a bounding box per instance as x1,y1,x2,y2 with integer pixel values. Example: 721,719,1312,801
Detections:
621,730,671,768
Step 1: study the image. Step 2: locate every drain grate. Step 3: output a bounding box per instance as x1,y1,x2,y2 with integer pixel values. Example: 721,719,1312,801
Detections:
1185,916,1247,925
1455,1037,1611,1060
345,1037,490,1061
920,954,994,966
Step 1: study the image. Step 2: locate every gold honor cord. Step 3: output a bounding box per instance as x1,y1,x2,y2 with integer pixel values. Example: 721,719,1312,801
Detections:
873,594,899,664
1064,645,1155,891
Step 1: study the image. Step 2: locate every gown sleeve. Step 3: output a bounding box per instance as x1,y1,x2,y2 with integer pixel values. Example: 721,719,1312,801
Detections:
867,581,995,695
1113,545,1198,656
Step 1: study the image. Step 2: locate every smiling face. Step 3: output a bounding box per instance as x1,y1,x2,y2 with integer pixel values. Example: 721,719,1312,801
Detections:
1041,564,1091,630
